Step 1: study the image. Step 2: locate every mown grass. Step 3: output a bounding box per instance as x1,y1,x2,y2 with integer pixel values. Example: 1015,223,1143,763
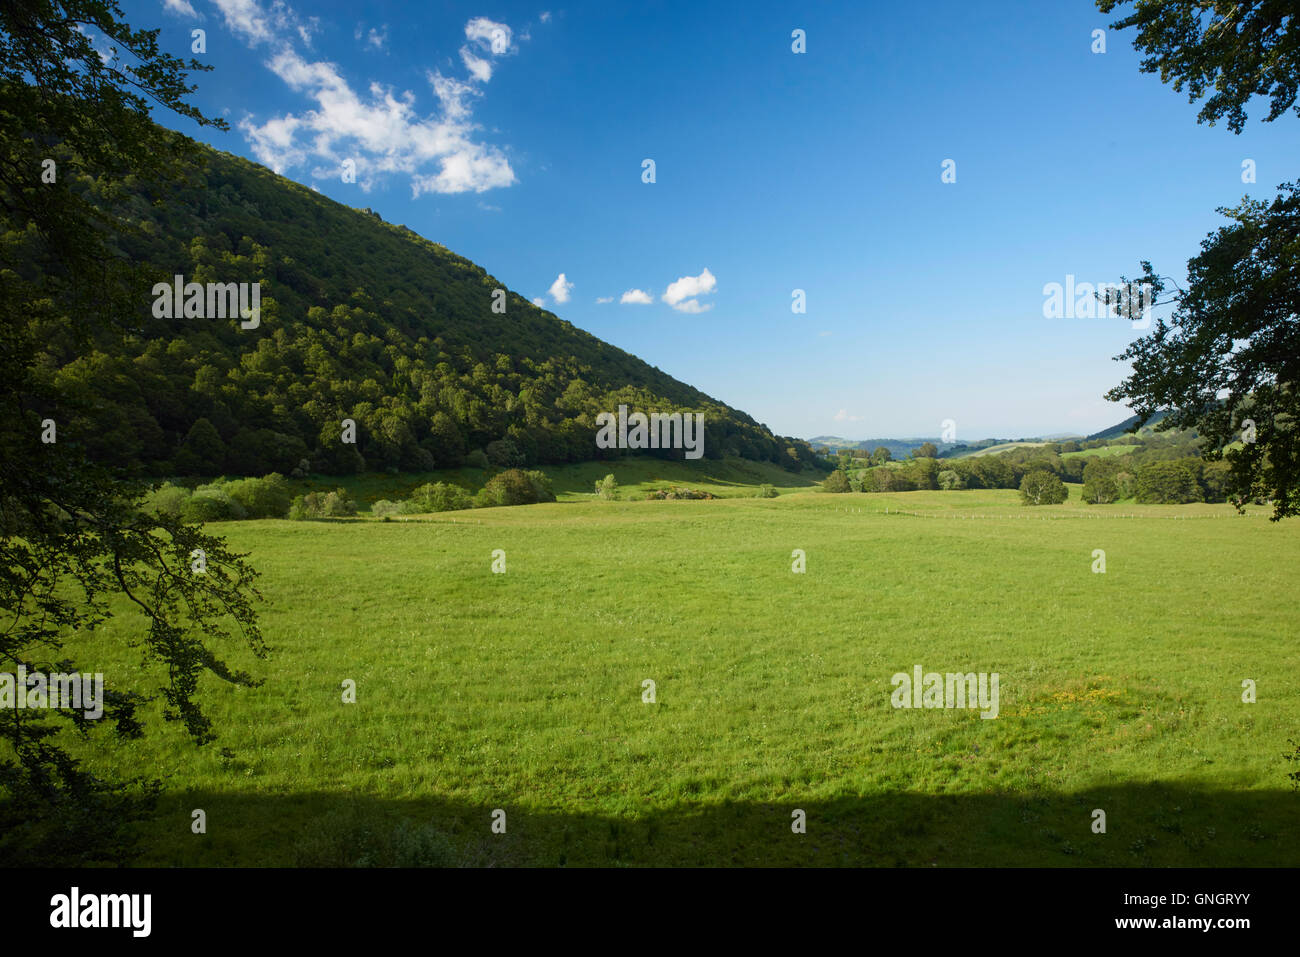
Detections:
52,488,1300,866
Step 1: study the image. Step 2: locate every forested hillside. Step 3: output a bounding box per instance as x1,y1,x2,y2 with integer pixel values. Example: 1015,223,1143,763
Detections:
19,141,818,477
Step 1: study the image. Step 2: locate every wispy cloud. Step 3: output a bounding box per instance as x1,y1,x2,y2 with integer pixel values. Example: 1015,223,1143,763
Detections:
595,296,613,304
620,289,653,305
353,23,388,51
231,1,519,195
833,409,860,422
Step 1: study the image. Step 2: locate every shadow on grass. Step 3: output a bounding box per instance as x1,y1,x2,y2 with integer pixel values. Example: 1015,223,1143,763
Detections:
129,783,1298,867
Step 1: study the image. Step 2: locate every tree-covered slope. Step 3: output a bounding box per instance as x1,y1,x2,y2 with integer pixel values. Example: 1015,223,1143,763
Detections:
25,143,818,477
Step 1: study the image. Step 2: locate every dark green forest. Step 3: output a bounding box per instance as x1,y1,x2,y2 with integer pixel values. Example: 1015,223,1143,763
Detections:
15,139,820,477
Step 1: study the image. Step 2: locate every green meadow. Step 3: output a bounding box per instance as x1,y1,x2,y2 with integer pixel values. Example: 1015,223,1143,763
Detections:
284,455,821,508
61,484,1299,867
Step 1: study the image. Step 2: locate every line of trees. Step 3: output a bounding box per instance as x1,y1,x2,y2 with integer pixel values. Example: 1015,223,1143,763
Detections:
821,432,1241,506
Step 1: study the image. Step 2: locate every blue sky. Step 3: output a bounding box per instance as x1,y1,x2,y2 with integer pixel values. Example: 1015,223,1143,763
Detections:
121,0,1300,441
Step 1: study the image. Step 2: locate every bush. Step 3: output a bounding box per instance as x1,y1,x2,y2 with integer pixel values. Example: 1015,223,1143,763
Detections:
482,469,539,506
402,482,474,513
595,474,618,500
288,493,315,520
937,469,964,491
754,484,778,498
465,449,490,470
523,470,556,503
645,487,713,500
1019,469,1068,505
289,488,357,519
142,481,191,518
370,499,403,518
224,473,292,518
181,484,246,522
822,469,851,493
322,489,358,517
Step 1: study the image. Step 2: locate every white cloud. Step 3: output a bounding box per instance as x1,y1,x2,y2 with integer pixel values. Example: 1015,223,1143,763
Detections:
163,0,199,16
212,0,318,47
620,289,653,305
211,0,272,45
540,11,552,23
548,273,573,304
670,299,712,314
456,16,517,85
460,48,493,82
366,26,387,50
595,296,613,304
465,17,514,54
662,267,716,313
833,409,860,422
531,297,546,307
236,13,519,195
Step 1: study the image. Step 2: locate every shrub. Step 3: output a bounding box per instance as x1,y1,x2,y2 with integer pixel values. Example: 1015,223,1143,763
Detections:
754,484,778,498
482,468,539,507
1019,469,1068,505
645,487,713,500
142,482,191,518
288,493,317,520
937,469,964,491
595,474,618,500
322,489,358,517
224,473,291,518
823,469,851,493
182,484,246,522
370,499,403,518
465,448,490,470
402,482,474,513
523,470,556,503
289,488,357,519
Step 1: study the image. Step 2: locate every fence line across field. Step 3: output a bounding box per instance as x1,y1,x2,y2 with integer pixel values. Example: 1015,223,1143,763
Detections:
833,506,1259,521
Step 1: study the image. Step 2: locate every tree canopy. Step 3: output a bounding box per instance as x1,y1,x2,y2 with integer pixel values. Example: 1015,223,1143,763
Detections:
1101,0,1300,520
1098,0,1300,133
1,0,261,865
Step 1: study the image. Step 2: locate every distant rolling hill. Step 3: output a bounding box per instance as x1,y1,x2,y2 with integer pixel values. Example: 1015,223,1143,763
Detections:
808,436,955,459
1086,411,1170,441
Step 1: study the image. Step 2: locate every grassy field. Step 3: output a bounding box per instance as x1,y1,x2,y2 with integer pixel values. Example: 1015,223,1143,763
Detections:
285,455,823,509
1061,445,1138,460
951,441,1047,458
56,487,1299,867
